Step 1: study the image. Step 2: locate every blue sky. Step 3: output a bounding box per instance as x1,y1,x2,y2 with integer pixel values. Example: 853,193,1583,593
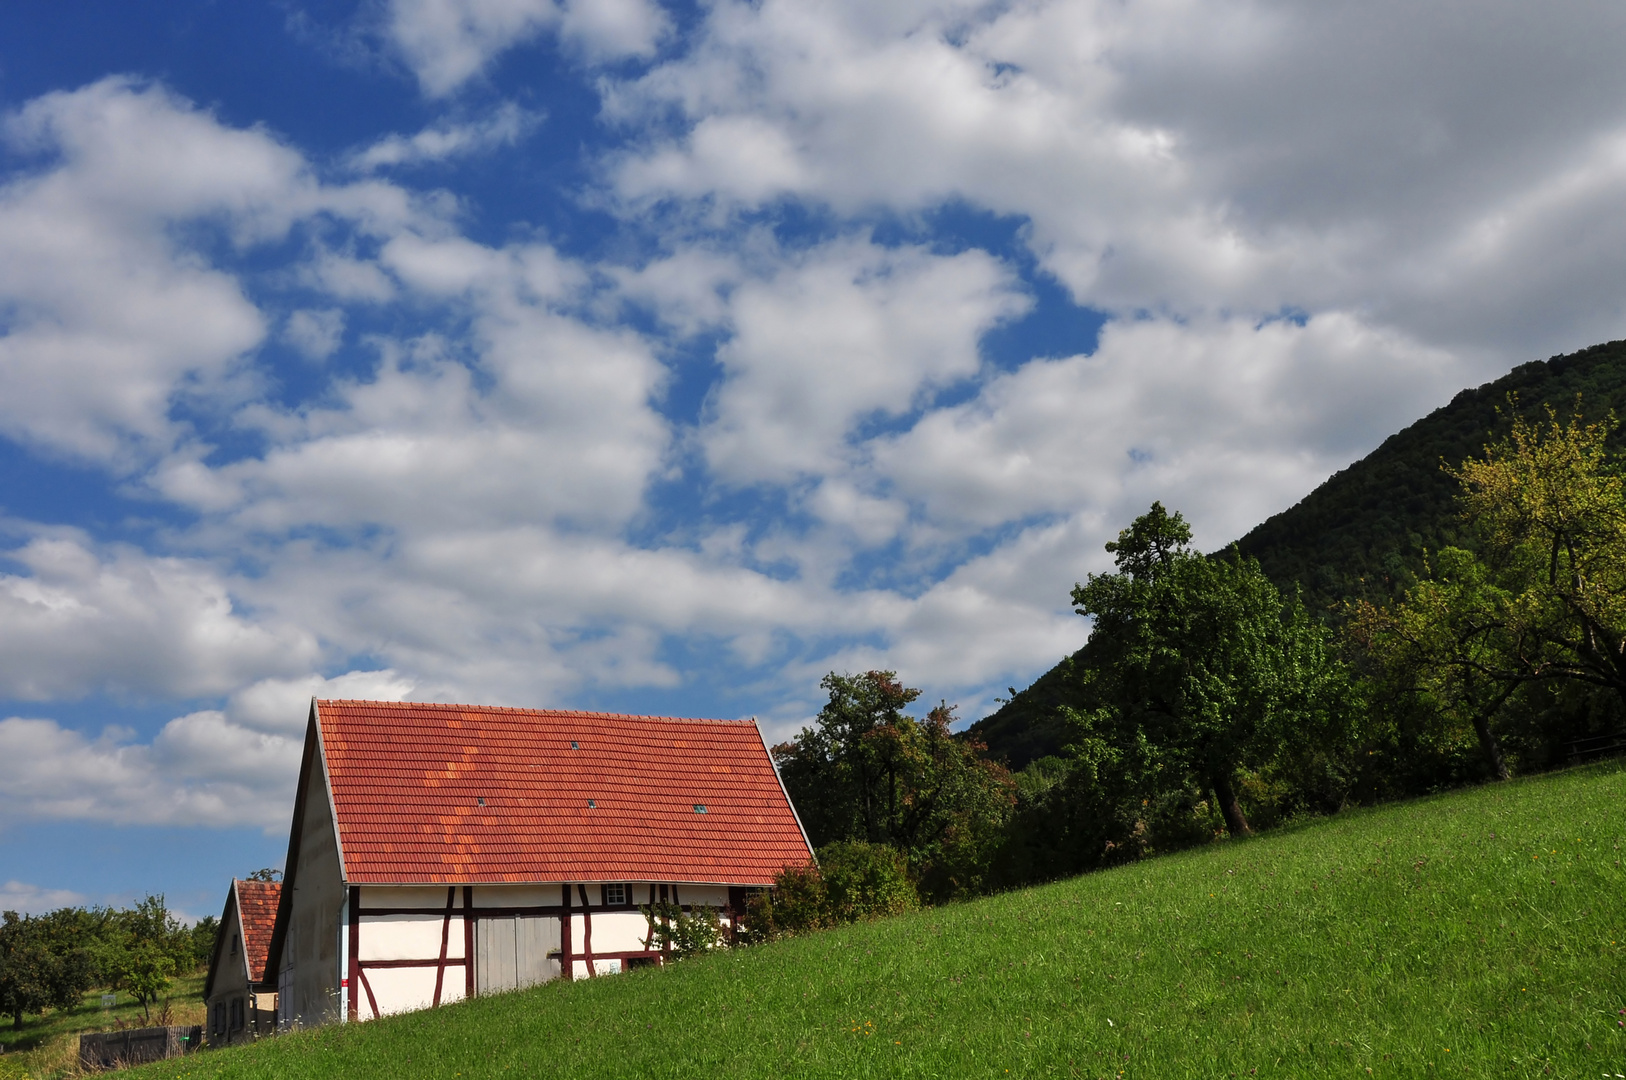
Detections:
2,0,1626,920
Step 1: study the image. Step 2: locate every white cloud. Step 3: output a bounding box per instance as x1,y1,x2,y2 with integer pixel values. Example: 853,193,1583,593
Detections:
283,308,347,360
0,880,88,915
702,236,1029,484
0,669,411,830
870,311,1466,546
6,0,1626,838
606,0,1626,362
0,78,425,467
348,102,539,171
0,534,318,700
386,0,669,97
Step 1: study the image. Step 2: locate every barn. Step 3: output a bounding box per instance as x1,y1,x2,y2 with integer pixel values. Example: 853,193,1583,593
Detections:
203,878,281,1045
265,699,814,1028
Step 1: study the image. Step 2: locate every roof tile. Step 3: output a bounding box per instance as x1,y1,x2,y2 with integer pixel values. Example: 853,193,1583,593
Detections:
316,700,812,886
235,880,281,983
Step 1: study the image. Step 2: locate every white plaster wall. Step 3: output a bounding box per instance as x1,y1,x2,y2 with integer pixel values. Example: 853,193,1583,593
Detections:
360,886,454,910
364,966,464,1018
586,911,653,954
473,884,560,908
357,913,466,962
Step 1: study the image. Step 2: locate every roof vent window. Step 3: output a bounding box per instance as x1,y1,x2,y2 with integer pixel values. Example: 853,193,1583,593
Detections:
571,741,580,749
694,804,707,814
587,799,596,808
477,797,485,806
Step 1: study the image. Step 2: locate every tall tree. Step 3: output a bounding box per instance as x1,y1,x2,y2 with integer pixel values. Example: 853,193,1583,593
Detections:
774,672,1014,901
1070,503,1349,838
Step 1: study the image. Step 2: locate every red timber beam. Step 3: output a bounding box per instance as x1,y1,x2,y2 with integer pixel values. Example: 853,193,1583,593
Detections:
431,886,455,1007
347,886,360,1022
577,884,596,977
560,883,572,982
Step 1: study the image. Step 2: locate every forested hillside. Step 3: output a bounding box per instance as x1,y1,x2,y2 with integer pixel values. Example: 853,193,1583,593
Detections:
973,338,1626,769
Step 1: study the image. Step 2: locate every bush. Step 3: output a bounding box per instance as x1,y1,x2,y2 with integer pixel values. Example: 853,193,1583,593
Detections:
641,903,724,961
747,841,918,939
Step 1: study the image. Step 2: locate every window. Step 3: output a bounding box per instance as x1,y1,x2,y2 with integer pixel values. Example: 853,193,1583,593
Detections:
693,804,707,813
230,997,244,1031
230,932,240,956
603,883,628,906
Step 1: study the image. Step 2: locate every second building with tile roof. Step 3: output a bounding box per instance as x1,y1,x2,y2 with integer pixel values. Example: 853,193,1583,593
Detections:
265,698,814,1028
204,878,282,1045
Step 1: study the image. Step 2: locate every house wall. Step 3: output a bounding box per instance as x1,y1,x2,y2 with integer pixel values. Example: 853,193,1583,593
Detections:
280,753,346,1029
345,882,736,1020
206,890,277,1046
205,895,248,1046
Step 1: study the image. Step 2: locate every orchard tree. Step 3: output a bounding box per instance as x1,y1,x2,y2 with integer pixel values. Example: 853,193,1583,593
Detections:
1354,403,1626,775
0,911,95,1029
1070,503,1350,838
773,671,1014,901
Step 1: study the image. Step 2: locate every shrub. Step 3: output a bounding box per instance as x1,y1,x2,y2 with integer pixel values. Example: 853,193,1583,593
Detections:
747,841,919,939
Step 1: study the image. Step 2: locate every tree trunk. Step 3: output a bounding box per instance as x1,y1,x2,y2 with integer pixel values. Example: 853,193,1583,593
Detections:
1212,772,1252,837
1471,713,1510,781
12,1009,21,1030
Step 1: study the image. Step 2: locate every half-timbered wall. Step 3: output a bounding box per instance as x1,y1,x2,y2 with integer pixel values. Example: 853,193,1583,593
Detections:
344,882,736,1021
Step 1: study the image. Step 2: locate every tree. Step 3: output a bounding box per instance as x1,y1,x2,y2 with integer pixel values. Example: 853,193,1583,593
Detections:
0,911,95,1029
1351,548,1521,779
113,942,173,1023
1069,503,1351,839
1452,404,1626,702
773,672,1014,901
1354,403,1626,776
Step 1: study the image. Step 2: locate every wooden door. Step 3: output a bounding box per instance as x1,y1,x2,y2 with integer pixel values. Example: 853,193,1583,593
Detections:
475,915,560,994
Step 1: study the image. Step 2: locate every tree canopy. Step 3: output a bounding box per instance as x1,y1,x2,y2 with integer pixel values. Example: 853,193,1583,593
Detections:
1067,503,1351,839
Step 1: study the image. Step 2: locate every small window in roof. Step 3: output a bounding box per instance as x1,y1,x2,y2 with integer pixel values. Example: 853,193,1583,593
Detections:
571,740,579,749
587,799,596,808
694,804,707,814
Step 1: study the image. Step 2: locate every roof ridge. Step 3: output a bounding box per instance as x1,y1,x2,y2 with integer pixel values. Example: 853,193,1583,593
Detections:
316,699,757,725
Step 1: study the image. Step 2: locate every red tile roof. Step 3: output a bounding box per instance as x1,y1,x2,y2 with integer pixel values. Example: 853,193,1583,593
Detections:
235,880,281,984
315,700,814,886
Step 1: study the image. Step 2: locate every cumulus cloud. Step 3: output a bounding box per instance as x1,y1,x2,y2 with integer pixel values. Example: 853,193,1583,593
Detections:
0,78,423,467
606,0,1626,361
0,880,89,915
283,308,347,360
387,0,669,97
870,311,1466,546
0,670,412,830
0,533,318,700
347,102,539,171
702,237,1029,484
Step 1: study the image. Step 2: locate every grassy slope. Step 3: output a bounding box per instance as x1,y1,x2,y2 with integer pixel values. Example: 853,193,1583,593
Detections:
0,972,205,1079
123,764,1626,1080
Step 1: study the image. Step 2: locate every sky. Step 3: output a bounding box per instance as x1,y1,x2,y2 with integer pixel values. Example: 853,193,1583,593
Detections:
1,0,1625,920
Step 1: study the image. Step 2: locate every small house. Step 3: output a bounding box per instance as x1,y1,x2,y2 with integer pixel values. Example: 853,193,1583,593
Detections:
203,878,281,1045
266,699,814,1028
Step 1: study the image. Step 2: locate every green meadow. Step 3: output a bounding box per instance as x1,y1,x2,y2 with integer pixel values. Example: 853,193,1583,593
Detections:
131,762,1625,1080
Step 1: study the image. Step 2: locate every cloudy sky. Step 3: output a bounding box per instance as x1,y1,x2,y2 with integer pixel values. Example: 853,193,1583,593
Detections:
1,0,1624,917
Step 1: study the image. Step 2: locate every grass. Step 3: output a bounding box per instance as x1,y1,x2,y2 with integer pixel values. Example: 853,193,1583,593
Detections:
0,972,205,1079
113,761,1626,1079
